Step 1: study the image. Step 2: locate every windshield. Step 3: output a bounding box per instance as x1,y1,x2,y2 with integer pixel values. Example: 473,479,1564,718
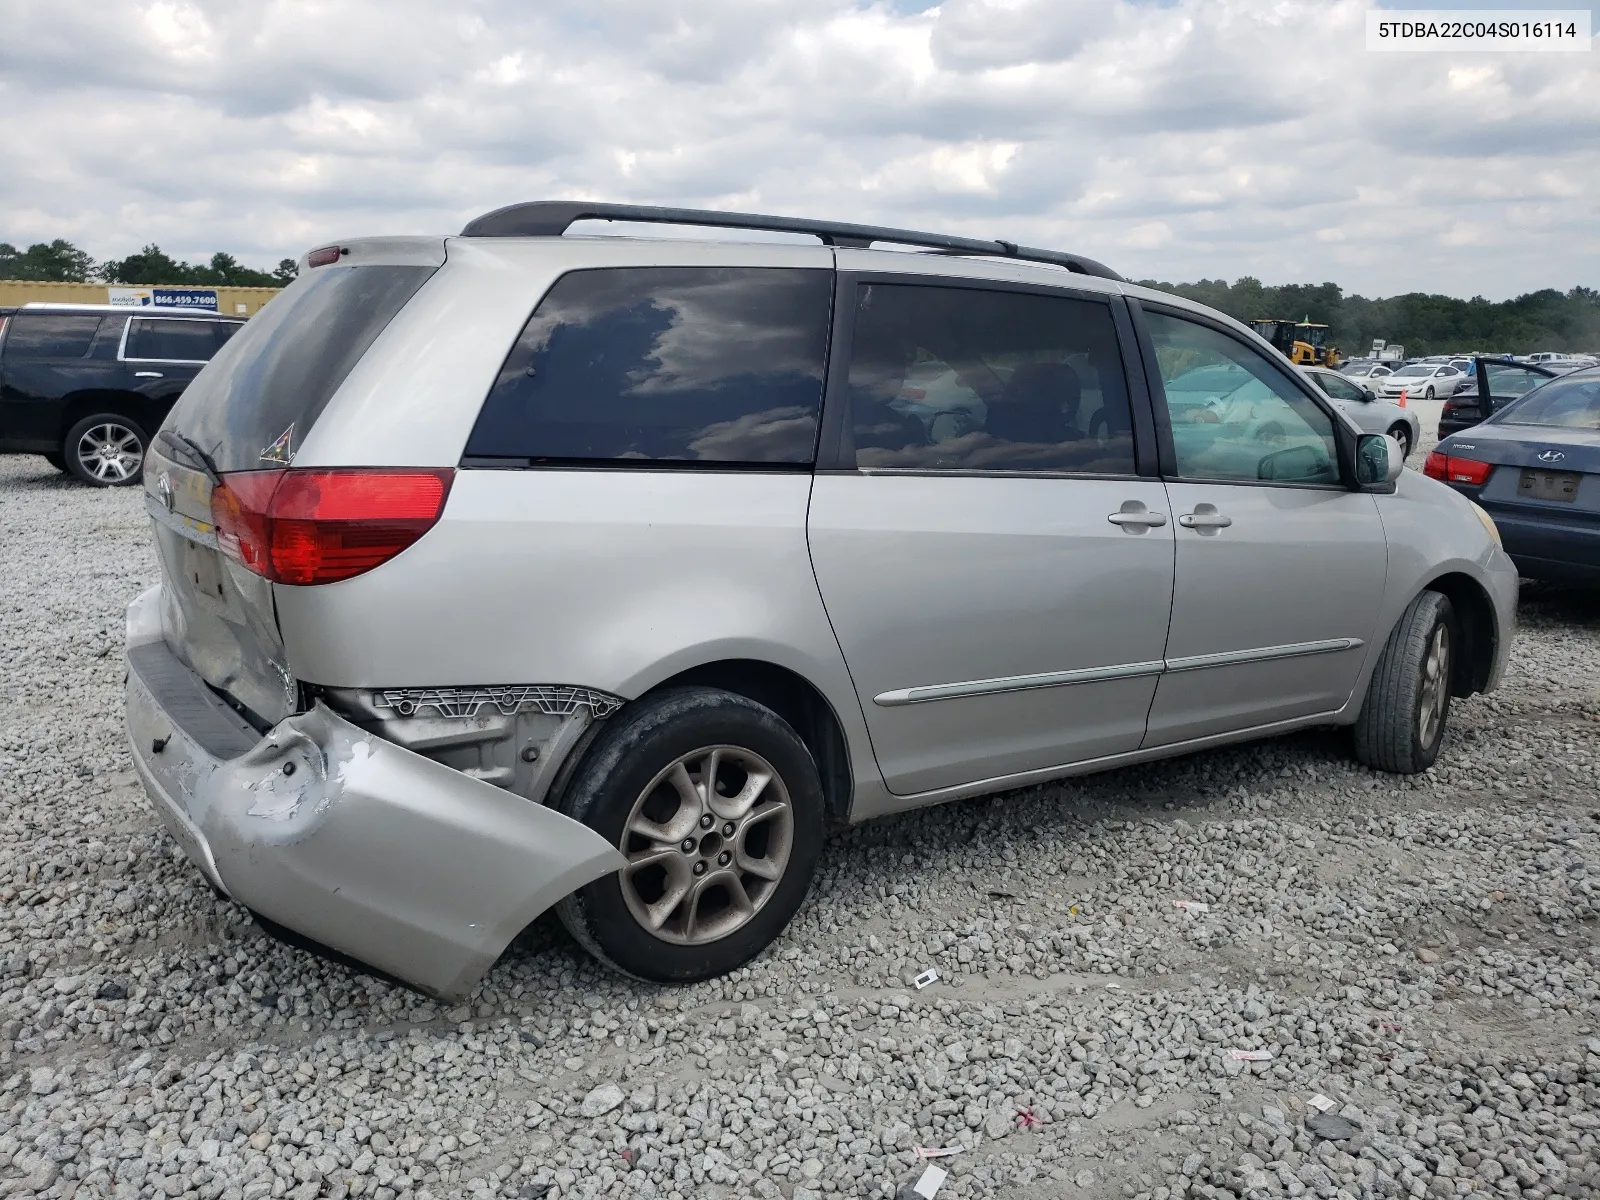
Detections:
1498,375,1600,429
1393,365,1431,377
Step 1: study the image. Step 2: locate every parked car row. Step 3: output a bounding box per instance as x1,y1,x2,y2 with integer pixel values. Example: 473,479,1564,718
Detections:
0,303,244,485
1429,364,1600,585
1301,365,1422,459
122,201,1517,997
1438,358,1576,438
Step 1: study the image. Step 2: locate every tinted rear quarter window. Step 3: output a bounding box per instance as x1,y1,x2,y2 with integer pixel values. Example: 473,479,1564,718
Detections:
844,284,1136,474
163,265,437,472
126,318,236,362
465,267,833,465
4,314,102,359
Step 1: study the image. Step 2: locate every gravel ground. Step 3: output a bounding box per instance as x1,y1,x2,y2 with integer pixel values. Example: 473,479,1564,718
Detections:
1,439,1597,1200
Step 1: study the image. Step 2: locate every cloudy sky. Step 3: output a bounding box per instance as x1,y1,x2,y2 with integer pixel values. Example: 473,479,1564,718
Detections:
0,0,1595,299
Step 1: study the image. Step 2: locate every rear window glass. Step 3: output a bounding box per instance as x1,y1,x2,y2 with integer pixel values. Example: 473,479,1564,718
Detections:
126,318,238,362
163,265,436,473
1499,375,1600,429
4,313,102,358
465,266,832,465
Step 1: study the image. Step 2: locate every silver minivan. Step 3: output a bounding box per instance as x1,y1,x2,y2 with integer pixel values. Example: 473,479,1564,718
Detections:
125,203,1518,998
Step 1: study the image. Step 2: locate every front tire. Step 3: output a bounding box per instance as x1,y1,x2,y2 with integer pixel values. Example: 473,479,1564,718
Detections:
64,414,147,487
554,687,824,982
1387,423,1413,459
1424,386,1435,400
1353,591,1457,774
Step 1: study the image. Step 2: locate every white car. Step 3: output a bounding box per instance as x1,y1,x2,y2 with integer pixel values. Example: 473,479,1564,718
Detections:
1302,367,1422,459
1377,362,1467,402
1340,361,1397,388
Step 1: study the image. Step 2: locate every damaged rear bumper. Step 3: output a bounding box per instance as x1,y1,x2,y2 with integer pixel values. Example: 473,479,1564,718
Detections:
123,586,624,1000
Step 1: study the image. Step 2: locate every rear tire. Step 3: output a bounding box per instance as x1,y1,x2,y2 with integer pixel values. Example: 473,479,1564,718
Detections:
64,414,147,487
1353,591,1457,774
1387,423,1412,459
554,686,824,982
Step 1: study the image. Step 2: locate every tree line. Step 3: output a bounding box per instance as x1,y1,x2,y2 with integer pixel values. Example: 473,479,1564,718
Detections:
0,239,297,288
5,237,1596,354
1138,276,1600,358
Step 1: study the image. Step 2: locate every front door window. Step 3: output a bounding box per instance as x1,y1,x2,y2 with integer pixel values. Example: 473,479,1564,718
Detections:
1145,311,1339,485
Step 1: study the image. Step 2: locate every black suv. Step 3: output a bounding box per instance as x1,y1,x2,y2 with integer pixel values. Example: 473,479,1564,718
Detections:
0,304,244,485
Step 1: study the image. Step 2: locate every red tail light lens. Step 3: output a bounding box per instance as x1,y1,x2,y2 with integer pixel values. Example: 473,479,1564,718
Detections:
211,468,453,585
306,245,345,268
1422,452,1492,486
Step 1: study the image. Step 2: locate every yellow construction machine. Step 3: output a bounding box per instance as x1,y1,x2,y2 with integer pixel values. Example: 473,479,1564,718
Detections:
1251,318,1342,368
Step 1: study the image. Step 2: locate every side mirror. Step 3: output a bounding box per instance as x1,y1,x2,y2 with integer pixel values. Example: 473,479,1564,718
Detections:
1357,433,1405,487
1362,386,1376,400
1258,444,1332,481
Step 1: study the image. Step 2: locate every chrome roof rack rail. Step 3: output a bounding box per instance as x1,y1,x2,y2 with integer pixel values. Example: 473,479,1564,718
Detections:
459,201,1123,282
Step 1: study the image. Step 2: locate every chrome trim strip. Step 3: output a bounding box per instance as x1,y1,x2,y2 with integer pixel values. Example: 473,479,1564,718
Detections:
873,638,1364,707
873,660,1167,707
1163,637,1363,673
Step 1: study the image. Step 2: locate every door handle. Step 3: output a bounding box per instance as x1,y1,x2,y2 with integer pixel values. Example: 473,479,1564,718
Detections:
1178,504,1232,532
1107,501,1168,529
134,371,164,378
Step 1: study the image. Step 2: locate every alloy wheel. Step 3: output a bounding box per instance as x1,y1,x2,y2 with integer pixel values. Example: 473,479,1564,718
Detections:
1417,623,1450,747
617,745,794,945
75,422,143,484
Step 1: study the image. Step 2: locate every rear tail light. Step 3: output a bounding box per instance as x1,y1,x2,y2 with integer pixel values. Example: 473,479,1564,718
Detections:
212,468,453,585
1423,452,1493,486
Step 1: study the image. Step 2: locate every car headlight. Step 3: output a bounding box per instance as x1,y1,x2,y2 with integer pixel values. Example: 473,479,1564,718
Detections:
1470,501,1501,548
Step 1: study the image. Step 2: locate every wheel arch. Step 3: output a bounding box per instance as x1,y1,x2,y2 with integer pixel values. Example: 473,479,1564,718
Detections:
1421,571,1498,696
632,659,855,829
57,390,168,444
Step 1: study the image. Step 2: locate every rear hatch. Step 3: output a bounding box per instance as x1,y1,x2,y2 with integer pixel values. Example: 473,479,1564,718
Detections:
142,241,444,726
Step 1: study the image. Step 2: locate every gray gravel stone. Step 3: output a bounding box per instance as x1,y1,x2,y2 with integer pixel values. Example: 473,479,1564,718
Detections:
0,452,1597,1200
579,1080,624,1117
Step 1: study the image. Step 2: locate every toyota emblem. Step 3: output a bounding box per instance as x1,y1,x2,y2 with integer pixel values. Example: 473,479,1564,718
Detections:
1537,449,1566,464
158,473,175,511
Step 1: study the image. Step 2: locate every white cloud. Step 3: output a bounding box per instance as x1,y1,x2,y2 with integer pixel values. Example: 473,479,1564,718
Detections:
0,0,1595,297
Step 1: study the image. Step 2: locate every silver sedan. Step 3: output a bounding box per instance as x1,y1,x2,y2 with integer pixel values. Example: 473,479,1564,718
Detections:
1303,366,1423,459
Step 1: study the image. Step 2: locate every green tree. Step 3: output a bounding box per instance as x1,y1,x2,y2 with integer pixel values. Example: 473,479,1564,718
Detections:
101,244,195,285
0,239,96,281
192,253,281,287
100,244,290,288
272,258,299,285
1136,277,1600,357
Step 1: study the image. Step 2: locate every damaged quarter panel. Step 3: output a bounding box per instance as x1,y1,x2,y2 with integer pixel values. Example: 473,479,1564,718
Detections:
126,597,625,999
271,468,880,796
